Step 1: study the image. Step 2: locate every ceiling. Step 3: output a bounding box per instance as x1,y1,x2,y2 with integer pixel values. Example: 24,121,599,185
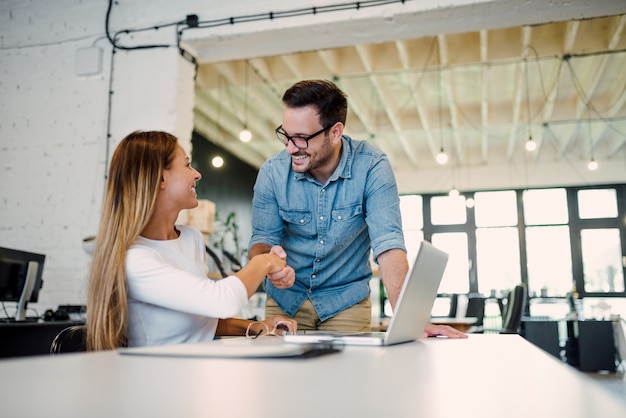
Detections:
191,12,626,193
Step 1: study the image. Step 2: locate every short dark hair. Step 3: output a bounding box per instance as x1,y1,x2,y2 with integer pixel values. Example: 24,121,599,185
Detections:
281,79,348,128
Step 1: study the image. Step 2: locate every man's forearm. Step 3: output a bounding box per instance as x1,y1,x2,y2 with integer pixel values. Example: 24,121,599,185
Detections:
377,248,409,309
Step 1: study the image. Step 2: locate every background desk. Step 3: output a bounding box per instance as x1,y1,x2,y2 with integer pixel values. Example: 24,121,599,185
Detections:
0,335,624,418
0,320,84,358
430,316,478,332
372,317,478,332
521,318,618,371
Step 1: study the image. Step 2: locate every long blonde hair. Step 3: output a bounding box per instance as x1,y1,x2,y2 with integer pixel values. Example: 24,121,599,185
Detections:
86,131,178,351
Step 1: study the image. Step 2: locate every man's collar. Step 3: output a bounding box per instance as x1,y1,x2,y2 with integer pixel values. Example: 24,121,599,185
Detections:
293,136,353,184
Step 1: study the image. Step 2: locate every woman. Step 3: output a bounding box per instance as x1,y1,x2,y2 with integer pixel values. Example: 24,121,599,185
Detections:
86,131,296,351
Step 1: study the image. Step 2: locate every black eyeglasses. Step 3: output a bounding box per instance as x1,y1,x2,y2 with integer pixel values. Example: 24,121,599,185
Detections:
275,125,331,149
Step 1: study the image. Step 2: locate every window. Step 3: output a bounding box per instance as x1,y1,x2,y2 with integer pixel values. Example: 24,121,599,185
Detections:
474,191,521,294
475,191,517,227
578,189,618,219
432,232,469,293
400,195,423,230
522,188,572,297
575,188,624,295
404,185,626,307
431,195,467,225
581,229,624,293
476,227,521,294
525,226,572,296
523,188,568,225
399,195,424,264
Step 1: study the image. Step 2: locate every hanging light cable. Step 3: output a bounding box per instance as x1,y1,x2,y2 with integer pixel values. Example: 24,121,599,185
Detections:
436,67,448,165
587,110,598,171
436,148,449,164
212,74,225,168
439,65,457,196
524,55,536,152
239,60,252,142
449,151,459,198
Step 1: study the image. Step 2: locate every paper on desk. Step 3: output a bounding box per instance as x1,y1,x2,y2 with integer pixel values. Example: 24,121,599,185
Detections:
118,337,342,359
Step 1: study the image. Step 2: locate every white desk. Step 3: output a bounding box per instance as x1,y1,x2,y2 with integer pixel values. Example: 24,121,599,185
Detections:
0,335,624,418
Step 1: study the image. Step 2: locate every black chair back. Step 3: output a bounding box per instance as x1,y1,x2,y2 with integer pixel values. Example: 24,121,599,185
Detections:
500,284,527,334
50,325,86,354
465,293,486,327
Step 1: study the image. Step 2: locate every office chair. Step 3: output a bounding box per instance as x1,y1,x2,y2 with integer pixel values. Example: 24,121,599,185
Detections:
464,293,486,333
205,245,228,278
50,325,87,354
432,293,459,318
499,283,527,334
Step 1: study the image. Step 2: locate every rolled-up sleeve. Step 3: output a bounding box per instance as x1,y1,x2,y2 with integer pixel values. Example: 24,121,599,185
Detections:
364,153,406,259
249,161,285,250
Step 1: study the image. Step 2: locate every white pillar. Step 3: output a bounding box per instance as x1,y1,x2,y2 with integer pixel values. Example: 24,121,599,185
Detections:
107,48,196,155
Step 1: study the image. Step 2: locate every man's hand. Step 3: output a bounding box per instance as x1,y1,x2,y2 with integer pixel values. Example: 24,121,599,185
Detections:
423,323,469,339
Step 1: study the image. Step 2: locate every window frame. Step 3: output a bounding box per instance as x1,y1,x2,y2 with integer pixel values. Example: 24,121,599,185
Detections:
408,184,626,301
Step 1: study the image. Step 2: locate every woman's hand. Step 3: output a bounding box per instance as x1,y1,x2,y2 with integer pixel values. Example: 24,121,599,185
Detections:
233,250,287,298
266,246,295,289
263,252,287,274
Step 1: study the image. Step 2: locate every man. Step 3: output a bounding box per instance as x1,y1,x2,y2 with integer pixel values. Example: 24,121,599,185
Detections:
249,79,465,338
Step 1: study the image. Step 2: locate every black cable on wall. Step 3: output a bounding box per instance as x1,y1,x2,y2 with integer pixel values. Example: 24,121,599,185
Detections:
102,0,414,177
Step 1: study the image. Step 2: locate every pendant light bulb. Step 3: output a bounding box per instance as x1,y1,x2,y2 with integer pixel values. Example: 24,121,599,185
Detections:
436,148,449,165
211,156,224,168
239,129,252,143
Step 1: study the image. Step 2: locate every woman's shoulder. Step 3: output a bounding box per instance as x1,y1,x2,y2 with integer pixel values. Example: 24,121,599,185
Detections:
176,225,202,239
176,224,201,235
176,224,205,244
130,225,203,252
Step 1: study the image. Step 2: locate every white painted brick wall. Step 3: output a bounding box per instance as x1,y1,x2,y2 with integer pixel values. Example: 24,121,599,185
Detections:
0,38,111,314
0,0,230,315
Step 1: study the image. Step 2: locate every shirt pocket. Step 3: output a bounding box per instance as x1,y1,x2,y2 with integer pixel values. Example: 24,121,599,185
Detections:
331,203,365,246
280,209,314,238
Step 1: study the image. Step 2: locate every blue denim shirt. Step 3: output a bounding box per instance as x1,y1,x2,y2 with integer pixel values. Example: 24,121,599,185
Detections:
249,135,406,321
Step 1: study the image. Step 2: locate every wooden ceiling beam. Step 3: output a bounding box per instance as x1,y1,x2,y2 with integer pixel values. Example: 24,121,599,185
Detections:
355,44,419,167
396,39,439,164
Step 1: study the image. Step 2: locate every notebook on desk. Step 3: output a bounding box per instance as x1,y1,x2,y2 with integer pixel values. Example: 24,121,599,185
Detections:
284,240,448,347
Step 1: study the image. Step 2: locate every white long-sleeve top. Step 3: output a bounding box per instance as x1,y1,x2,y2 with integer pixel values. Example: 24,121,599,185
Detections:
125,225,248,347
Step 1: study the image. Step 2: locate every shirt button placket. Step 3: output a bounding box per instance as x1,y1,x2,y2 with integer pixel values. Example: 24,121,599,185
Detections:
312,186,327,292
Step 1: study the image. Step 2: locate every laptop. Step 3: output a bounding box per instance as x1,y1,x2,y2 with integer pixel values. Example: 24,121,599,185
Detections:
284,240,448,346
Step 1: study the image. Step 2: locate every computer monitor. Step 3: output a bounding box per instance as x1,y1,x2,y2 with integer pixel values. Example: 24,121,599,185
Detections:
0,247,45,321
